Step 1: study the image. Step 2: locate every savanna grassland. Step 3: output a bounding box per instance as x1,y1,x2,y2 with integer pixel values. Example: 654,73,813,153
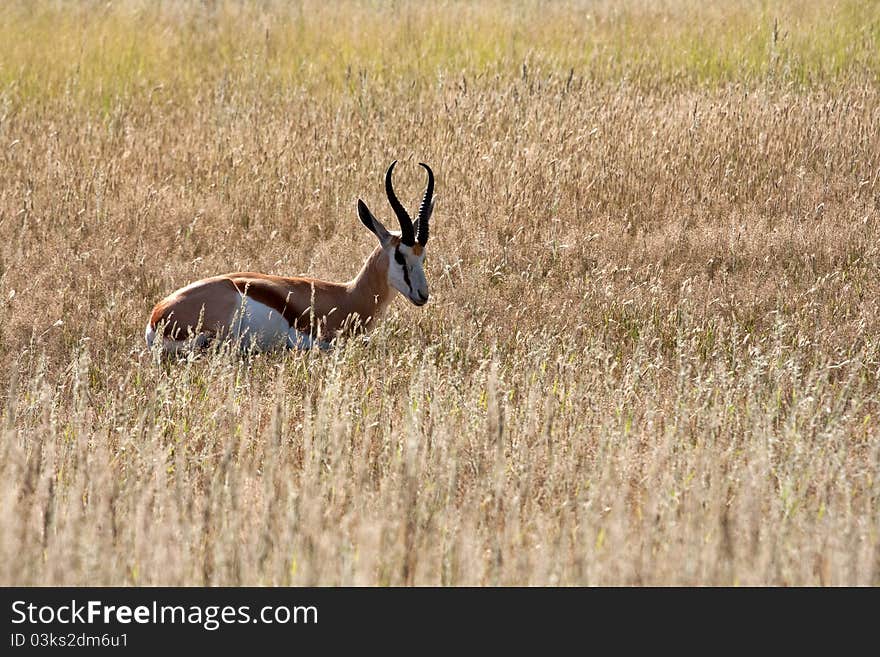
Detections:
1,0,879,585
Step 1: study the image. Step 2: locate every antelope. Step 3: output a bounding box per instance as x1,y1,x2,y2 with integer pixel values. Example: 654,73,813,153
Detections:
145,161,435,354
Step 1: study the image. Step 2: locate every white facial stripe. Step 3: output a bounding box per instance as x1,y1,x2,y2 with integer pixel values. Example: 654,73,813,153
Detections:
389,245,429,305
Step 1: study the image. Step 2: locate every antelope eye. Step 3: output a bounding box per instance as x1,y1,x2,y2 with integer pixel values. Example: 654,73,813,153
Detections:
394,249,406,265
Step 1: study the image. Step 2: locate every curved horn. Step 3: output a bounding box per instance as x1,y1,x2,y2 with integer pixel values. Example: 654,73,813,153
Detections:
416,162,434,246
384,161,414,246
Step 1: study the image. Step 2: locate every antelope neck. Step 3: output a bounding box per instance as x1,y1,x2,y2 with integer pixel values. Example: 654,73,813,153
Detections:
344,246,394,327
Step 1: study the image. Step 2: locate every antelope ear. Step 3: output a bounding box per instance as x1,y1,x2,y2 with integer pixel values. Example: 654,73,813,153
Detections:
357,199,393,246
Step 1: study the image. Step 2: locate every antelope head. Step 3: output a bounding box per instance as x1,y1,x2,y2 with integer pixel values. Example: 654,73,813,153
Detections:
357,160,435,306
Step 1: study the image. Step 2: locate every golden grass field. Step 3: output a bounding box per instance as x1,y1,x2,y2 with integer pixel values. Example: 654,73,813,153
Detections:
1,0,879,585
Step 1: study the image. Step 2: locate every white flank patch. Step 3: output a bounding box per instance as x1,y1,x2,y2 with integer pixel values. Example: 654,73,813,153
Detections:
148,297,333,355
233,297,294,351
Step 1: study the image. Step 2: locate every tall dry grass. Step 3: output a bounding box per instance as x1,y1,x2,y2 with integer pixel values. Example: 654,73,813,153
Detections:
0,0,879,585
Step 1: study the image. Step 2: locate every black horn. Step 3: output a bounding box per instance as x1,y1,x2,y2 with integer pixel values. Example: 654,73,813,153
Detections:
384,161,415,246
416,162,434,246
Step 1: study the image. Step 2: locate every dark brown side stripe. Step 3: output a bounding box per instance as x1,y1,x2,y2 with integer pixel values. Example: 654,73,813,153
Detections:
232,280,297,322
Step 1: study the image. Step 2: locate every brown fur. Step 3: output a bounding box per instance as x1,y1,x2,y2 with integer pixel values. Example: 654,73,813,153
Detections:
149,244,395,342
150,277,240,339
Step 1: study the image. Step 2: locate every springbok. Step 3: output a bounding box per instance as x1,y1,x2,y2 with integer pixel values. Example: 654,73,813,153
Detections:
145,161,434,354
